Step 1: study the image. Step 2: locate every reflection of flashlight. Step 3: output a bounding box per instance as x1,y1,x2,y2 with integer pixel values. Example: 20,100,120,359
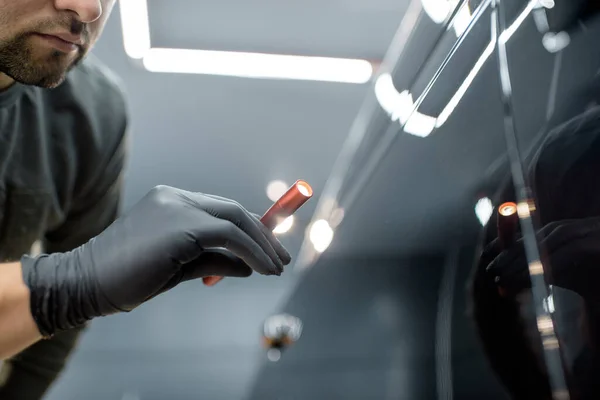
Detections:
497,202,518,249
203,180,314,286
262,313,303,362
496,202,518,297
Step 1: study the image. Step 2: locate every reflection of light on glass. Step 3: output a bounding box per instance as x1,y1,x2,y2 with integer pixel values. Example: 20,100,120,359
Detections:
330,207,345,227
529,260,544,275
421,0,452,24
143,49,374,84
266,180,288,202
374,74,436,137
537,315,554,333
499,0,537,44
30,240,42,257
421,0,455,23
543,293,555,313
452,4,473,37
436,38,496,127
375,0,536,136
421,0,472,37
404,109,438,137
542,32,570,53
119,0,151,59
475,197,493,226
267,349,281,362
273,216,294,234
309,220,334,253
517,201,532,218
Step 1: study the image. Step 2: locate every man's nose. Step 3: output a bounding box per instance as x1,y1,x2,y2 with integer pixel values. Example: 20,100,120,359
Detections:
54,0,102,23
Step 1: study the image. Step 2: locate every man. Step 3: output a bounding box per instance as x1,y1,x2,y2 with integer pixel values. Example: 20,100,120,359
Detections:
471,106,600,399
0,1,291,399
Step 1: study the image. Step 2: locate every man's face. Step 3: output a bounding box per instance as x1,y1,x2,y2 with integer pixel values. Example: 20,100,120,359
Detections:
0,0,116,88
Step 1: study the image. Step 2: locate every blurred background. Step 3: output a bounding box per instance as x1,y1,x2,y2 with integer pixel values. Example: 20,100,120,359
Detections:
45,0,600,399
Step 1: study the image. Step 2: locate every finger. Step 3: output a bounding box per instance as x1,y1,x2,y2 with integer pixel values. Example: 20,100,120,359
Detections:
494,265,532,296
249,211,291,264
480,238,502,266
202,194,288,268
181,251,253,281
486,250,521,281
194,218,281,275
203,276,223,286
252,213,292,265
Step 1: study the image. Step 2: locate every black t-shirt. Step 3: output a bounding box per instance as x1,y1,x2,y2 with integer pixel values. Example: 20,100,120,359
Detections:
0,55,129,399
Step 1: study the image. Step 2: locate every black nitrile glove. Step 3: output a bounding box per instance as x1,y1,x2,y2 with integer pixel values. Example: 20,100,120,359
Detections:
20,185,291,337
486,217,600,303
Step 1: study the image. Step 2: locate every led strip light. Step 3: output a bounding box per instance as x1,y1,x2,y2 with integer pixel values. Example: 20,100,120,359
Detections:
118,0,373,84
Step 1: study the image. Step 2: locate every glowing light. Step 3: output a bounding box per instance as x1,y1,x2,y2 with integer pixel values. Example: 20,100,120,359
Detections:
266,180,288,202
309,219,334,253
296,181,313,197
421,0,473,37
374,74,436,137
436,38,496,127
452,4,473,37
542,32,570,53
273,216,294,234
118,0,150,59
375,0,537,136
421,0,455,23
475,198,493,226
267,349,281,362
143,48,373,84
119,1,373,83
498,0,537,44
498,202,517,217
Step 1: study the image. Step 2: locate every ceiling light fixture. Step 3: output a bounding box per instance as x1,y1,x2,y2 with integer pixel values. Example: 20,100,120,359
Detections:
266,180,289,202
118,0,150,59
119,1,373,83
142,48,373,84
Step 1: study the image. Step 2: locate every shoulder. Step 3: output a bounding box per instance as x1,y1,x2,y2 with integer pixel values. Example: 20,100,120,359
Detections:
41,56,130,199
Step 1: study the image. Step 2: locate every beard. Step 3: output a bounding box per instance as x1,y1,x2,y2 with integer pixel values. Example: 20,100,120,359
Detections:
0,21,87,89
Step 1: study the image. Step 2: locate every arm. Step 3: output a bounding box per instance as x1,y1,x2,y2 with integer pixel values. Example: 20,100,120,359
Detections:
0,262,40,360
0,126,129,399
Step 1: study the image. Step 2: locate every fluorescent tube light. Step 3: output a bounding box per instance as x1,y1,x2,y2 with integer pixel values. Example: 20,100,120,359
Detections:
119,1,373,83
142,48,373,84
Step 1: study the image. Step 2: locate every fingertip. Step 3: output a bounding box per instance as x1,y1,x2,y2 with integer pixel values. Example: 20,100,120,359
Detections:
203,276,223,286
282,253,292,265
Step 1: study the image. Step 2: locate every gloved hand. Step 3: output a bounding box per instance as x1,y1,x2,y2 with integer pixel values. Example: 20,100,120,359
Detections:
486,217,600,303
21,185,291,337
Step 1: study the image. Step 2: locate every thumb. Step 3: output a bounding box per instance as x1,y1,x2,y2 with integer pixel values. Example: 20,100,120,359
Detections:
181,250,253,282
